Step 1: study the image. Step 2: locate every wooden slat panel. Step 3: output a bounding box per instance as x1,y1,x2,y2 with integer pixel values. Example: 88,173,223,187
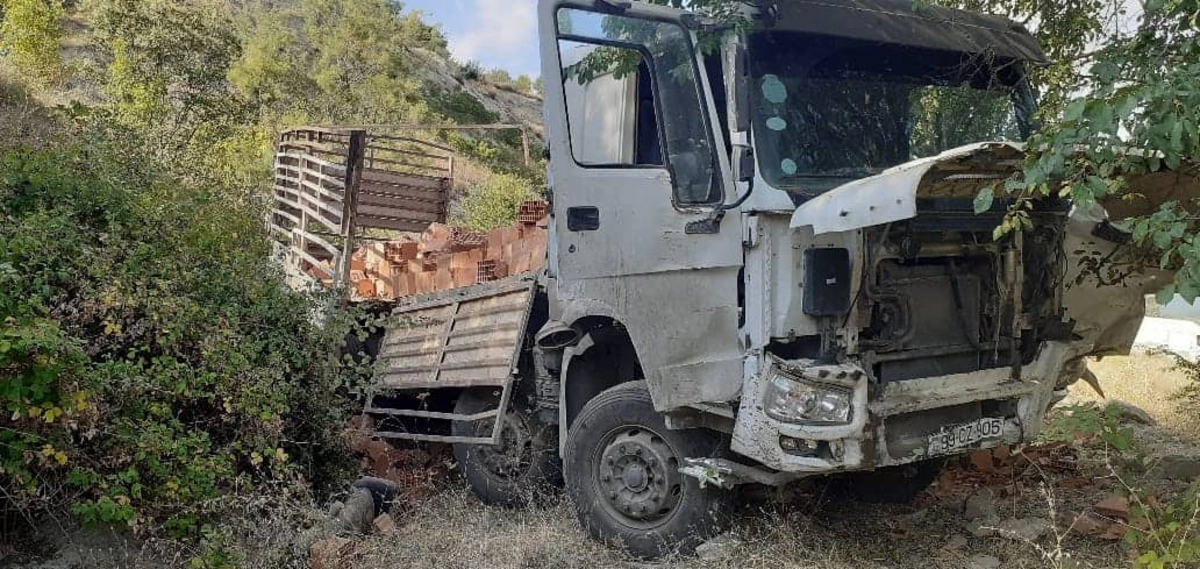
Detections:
358,181,446,202
274,163,346,189
360,168,447,189
355,216,434,233
356,205,443,224
357,191,445,214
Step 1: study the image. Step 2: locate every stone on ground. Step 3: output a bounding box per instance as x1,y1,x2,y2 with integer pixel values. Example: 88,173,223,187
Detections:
695,534,742,562
1108,400,1157,425
967,554,1001,569
963,487,997,521
996,517,1052,542
1155,455,1200,481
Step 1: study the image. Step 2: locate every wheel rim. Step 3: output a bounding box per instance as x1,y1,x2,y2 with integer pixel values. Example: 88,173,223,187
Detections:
474,412,534,479
593,426,684,529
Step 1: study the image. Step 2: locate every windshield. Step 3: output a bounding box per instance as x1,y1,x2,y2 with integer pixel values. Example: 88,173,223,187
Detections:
749,32,1035,196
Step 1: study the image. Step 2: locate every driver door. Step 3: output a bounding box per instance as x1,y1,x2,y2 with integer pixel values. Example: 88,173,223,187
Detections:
538,0,744,410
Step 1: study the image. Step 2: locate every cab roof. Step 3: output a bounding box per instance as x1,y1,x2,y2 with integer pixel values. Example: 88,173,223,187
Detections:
753,0,1047,64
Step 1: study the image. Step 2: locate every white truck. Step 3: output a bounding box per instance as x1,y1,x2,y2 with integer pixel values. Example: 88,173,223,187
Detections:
276,0,1196,558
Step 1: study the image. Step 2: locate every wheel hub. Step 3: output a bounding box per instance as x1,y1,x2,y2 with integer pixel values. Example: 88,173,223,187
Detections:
597,428,682,523
476,413,533,479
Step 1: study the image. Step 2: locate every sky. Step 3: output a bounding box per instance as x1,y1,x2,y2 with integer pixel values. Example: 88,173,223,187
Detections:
404,0,541,79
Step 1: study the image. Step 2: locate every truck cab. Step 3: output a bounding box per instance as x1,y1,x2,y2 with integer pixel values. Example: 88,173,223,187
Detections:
526,0,1169,557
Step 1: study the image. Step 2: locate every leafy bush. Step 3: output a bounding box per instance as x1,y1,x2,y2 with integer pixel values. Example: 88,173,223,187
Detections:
1038,402,1135,452
428,88,498,124
456,172,540,231
1129,481,1200,569
0,143,359,546
0,0,65,85
460,60,483,81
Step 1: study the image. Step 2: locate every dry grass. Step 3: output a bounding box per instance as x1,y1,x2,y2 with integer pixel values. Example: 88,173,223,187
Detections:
1067,351,1200,441
336,481,1131,569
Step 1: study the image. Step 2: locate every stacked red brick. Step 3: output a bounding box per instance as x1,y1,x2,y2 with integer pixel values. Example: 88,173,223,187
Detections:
345,200,549,301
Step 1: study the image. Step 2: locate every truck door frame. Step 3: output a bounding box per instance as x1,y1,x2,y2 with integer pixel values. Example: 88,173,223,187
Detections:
538,0,745,412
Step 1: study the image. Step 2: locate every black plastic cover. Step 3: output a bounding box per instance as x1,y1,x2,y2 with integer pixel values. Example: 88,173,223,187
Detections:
803,248,852,316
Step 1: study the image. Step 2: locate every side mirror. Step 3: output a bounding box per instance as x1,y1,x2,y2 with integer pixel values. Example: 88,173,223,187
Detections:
733,144,755,183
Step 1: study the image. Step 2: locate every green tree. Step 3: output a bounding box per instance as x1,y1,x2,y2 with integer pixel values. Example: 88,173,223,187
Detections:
513,74,533,93
0,0,65,85
997,0,1200,303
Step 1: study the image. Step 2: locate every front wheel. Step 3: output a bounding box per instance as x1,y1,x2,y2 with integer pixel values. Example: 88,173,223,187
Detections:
563,381,729,559
452,388,560,507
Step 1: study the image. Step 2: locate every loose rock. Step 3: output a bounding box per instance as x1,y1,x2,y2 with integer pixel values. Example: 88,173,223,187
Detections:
997,517,1052,542
1107,400,1156,426
943,534,969,551
1156,455,1200,481
974,517,1052,541
964,487,997,521
967,554,1001,569
695,534,742,562
1063,511,1112,538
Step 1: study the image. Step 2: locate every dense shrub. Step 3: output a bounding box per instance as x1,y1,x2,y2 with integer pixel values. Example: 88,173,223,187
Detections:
0,0,64,86
0,143,359,542
456,172,540,231
428,88,498,125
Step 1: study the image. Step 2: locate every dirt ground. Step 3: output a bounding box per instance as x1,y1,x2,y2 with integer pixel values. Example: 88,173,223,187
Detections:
334,351,1200,569
9,352,1199,569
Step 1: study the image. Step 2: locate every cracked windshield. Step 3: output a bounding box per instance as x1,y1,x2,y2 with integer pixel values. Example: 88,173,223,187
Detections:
750,32,1033,196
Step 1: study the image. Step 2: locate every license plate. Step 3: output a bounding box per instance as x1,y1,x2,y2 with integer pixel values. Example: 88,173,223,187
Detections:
928,418,1004,455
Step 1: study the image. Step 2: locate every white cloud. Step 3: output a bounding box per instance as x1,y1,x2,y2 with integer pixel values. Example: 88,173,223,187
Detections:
448,0,538,73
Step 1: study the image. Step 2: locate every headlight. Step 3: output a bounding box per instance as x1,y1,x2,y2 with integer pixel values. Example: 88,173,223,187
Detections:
763,373,852,425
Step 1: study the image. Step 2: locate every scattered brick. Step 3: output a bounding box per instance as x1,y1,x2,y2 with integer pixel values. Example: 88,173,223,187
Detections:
371,513,397,536
342,202,548,301
517,200,548,225
1094,494,1130,521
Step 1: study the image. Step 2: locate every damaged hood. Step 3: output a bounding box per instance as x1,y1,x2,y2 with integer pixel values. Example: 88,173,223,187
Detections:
786,141,1200,362
789,142,1025,234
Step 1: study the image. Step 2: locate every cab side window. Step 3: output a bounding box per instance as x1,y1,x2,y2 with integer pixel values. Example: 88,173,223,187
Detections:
556,8,722,206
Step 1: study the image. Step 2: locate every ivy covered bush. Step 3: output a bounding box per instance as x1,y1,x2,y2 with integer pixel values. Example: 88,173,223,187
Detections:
0,142,359,539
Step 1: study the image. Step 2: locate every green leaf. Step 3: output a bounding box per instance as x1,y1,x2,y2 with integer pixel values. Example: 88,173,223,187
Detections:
1064,100,1087,122
1156,284,1177,305
973,186,995,214
1091,61,1120,82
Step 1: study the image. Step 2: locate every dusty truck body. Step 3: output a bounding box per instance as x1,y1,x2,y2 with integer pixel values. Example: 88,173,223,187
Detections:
274,0,1195,559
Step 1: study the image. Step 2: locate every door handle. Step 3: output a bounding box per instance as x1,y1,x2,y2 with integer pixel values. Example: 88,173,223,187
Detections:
567,206,600,232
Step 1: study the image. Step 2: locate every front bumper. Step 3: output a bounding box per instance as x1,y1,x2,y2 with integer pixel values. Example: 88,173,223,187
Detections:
730,342,1071,474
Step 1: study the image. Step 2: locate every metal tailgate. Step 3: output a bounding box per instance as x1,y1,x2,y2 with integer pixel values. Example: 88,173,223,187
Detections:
364,276,536,444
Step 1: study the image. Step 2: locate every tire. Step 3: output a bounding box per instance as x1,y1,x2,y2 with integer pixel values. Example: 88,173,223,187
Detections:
451,388,560,507
825,459,944,504
563,381,729,559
